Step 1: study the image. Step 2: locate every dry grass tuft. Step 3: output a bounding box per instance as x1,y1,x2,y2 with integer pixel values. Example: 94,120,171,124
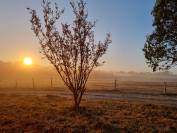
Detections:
0,94,177,133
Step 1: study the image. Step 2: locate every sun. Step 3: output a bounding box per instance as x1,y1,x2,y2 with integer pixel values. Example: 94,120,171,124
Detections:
23,57,33,66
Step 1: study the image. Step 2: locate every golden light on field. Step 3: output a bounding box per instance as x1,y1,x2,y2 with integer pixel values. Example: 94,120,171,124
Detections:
23,57,33,66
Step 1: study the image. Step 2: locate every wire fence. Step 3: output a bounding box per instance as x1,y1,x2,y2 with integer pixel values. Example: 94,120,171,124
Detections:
0,78,65,89
0,78,177,95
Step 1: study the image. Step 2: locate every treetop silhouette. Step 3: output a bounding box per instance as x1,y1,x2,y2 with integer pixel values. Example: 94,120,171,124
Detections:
143,0,177,71
27,0,112,110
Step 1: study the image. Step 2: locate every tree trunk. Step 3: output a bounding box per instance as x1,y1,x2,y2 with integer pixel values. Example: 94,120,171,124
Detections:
73,94,80,111
73,92,83,111
74,100,80,111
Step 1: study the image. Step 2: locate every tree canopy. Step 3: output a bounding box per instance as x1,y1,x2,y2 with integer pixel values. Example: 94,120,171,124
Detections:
143,0,177,71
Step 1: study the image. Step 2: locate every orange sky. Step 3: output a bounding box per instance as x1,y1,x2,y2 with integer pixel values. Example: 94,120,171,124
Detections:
0,0,176,73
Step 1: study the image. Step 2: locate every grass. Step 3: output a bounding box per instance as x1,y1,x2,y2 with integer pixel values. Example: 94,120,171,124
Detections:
0,94,177,133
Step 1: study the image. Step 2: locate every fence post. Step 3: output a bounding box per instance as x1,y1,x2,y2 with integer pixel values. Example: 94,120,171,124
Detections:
51,78,53,88
114,79,117,90
164,82,167,94
32,78,35,89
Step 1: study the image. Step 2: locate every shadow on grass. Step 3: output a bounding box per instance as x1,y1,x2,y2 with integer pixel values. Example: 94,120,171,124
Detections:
53,106,120,133
2,95,177,133
161,93,177,97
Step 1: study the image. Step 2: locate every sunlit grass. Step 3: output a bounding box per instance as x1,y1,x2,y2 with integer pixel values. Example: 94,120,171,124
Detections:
0,95,177,132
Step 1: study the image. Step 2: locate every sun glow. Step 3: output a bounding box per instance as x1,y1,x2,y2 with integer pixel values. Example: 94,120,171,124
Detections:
23,57,33,66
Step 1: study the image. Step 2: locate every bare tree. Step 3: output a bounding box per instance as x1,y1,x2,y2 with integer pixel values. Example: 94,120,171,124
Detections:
27,0,111,111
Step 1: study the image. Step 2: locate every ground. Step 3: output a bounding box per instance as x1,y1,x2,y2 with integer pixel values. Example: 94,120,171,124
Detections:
0,94,177,133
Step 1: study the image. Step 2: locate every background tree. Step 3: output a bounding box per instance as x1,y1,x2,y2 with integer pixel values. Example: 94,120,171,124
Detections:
143,0,177,71
27,0,111,110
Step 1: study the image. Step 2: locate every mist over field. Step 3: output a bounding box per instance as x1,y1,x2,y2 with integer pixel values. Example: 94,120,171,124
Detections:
0,60,177,82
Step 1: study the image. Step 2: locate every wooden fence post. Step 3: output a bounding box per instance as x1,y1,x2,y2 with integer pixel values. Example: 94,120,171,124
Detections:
51,78,53,88
114,79,117,90
164,82,167,94
32,78,35,89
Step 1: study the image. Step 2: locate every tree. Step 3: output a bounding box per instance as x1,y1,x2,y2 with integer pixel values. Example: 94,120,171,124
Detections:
143,0,177,71
27,0,111,111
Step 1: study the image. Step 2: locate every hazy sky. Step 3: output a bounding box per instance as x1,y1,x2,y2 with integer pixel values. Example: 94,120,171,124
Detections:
1,0,175,73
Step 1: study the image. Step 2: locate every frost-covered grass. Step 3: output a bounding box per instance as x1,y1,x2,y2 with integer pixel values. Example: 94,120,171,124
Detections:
0,94,177,133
